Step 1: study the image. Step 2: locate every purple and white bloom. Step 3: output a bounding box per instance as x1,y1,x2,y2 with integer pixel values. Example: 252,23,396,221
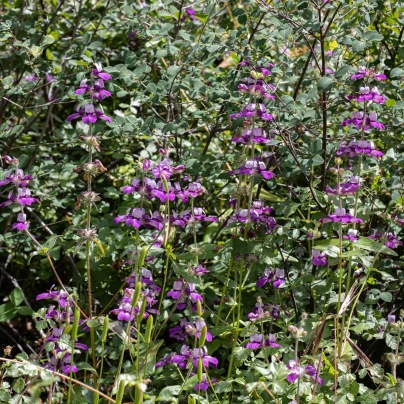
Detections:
325,176,360,195
229,160,275,180
343,229,359,242
231,127,272,144
286,360,324,385
67,104,112,124
350,66,386,81
114,208,164,230
238,79,275,100
257,268,284,289
24,73,38,82
75,79,112,101
183,182,204,198
189,264,207,276
369,232,403,249
92,63,112,81
229,206,276,234
347,87,386,104
230,103,274,121
0,169,31,187
337,139,383,158
36,288,69,308
12,213,28,231
194,376,210,391
311,250,328,266
341,111,385,131
246,333,264,349
0,188,39,207
387,314,396,324
318,208,363,224
151,158,185,179
167,279,203,311
248,298,273,321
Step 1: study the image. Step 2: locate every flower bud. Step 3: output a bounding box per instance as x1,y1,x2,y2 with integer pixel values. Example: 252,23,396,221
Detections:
197,357,203,382
197,300,203,317
132,281,142,308
144,315,153,344
198,326,207,348
101,315,109,342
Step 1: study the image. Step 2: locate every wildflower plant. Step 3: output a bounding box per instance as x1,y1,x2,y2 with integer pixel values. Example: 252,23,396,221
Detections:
0,0,403,403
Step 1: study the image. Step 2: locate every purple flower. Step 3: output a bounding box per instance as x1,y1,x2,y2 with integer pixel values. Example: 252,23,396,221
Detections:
231,127,272,144
343,229,359,242
311,250,328,266
184,8,196,20
286,360,323,385
248,298,273,321
337,139,383,158
229,206,276,234
0,169,31,187
36,288,69,308
24,73,38,82
350,66,386,81
67,104,112,124
341,111,385,131
12,213,28,231
246,333,264,349
325,176,360,195
0,188,39,208
318,208,363,224
245,333,280,349
114,208,164,230
229,160,275,180
92,63,112,81
152,158,185,179
387,314,396,324
347,87,386,104
167,279,203,311
170,318,213,342
230,103,274,121
75,79,112,101
194,377,209,391
237,79,275,100
257,268,284,289
190,264,208,276
369,232,403,249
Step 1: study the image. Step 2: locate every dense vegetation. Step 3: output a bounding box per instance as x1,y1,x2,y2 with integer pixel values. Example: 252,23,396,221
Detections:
0,0,403,402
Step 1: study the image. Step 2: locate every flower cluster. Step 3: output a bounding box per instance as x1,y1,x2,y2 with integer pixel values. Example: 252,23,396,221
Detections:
110,270,160,322
67,63,112,124
256,268,285,289
248,297,280,321
167,278,203,312
0,155,39,230
35,289,87,374
319,208,363,224
286,360,323,385
369,232,403,250
245,333,280,349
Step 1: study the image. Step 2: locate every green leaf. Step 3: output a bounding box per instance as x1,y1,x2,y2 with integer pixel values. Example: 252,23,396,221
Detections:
167,65,182,77
363,30,384,41
385,99,396,107
379,292,392,302
317,76,333,91
10,288,24,306
16,306,33,315
12,378,25,394
352,41,365,53
354,237,398,256
75,362,99,376
390,67,403,78
156,385,181,401
42,35,55,45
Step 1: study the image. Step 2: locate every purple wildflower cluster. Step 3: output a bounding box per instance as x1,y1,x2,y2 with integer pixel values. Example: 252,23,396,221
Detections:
248,297,280,321
0,155,38,231
115,157,216,234
369,232,403,250
35,288,87,374
286,360,323,385
110,270,160,322
67,63,112,124
256,268,285,289
156,345,218,390
245,333,280,349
